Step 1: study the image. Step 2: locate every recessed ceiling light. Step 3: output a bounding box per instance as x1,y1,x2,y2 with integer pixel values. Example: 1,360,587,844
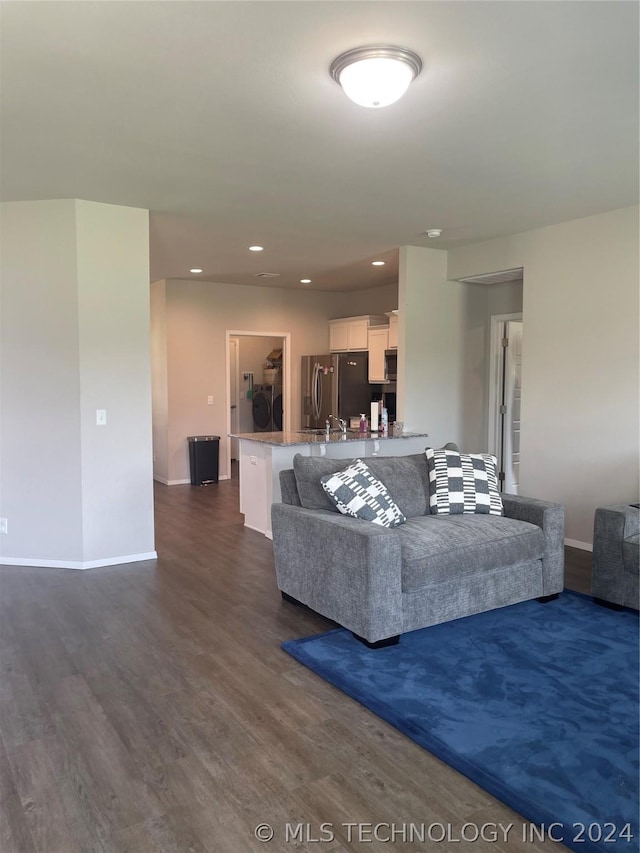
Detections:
190,268,203,273
249,245,264,252
300,279,312,284
372,260,385,266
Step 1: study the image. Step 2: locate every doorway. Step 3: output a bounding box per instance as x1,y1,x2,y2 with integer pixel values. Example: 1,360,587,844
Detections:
488,314,523,495
225,331,290,479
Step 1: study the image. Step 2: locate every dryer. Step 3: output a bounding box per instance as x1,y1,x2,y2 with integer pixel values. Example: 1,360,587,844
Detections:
252,385,283,432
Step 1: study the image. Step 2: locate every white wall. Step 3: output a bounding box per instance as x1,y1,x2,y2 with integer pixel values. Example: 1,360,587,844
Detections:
398,246,490,451
447,206,639,546
340,281,398,317
151,280,169,483
0,199,155,568
75,201,155,563
1,200,85,562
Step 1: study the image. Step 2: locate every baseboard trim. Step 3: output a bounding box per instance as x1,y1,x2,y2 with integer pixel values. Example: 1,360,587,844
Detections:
0,551,158,570
243,521,272,539
565,538,593,552
154,477,230,485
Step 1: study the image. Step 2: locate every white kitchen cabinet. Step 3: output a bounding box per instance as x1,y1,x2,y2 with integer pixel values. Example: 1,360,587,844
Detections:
368,326,389,382
329,320,350,351
329,315,387,352
388,313,398,349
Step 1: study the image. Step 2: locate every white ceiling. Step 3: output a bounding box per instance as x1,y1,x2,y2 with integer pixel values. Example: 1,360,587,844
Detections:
1,1,637,292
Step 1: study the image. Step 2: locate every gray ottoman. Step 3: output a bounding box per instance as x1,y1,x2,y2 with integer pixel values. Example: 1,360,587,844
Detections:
592,504,639,610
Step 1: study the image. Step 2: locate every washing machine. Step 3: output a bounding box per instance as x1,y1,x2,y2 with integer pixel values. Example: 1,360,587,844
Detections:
252,385,283,432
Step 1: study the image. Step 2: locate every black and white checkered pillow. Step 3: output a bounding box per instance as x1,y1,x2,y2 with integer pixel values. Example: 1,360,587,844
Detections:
425,448,503,516
321,459,406,528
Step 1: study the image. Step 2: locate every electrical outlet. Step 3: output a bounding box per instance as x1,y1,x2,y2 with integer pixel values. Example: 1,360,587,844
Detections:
0,518,7,535
250,456,257,466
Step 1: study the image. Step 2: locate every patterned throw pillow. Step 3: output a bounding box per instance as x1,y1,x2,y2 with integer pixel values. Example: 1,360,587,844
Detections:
321,459,406,528
425,448,503,516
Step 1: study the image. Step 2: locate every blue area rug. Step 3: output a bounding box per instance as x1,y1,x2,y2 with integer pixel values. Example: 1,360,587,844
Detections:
282,592,639,853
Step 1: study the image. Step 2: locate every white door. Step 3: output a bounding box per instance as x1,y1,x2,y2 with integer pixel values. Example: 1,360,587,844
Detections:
229,338,239,460
502,320,522,494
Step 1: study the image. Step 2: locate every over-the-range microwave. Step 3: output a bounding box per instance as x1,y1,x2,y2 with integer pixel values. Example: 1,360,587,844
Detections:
384,349,397,381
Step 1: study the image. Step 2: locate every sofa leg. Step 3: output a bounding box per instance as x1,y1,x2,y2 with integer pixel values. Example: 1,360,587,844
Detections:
537,593,560,603
593,597,623,611
352,632,400,649
281,591,304,607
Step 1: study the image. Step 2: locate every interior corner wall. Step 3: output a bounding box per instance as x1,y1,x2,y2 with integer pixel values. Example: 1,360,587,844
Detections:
398,246,488,451
447,206,640,546
151,279,169,483
0,199,155,568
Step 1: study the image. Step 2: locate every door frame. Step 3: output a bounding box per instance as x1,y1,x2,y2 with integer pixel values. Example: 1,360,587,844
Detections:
229,337,240,461
224,330,291,479
487,312,523,459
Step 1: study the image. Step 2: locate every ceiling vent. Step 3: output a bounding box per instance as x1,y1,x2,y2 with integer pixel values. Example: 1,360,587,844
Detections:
457,267,524,285
254,272,280,279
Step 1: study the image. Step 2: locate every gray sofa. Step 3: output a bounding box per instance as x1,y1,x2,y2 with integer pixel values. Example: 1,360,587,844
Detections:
592,504,639,610
271,452,565,646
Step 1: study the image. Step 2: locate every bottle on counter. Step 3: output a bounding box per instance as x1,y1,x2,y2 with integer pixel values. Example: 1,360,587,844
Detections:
380,406,389,436
359,413,368,433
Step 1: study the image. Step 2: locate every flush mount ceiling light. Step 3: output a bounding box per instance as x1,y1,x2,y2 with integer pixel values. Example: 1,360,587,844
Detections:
249,245,264,252
372,260,385,266
190,268,203,273
300,278,312,284
426,228,442,238
330,45,422,108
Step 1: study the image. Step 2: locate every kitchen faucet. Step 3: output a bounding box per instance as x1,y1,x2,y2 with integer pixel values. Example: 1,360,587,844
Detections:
329,414,347,434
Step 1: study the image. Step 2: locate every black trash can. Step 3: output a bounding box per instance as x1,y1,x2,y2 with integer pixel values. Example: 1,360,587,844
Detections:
187,435,220,485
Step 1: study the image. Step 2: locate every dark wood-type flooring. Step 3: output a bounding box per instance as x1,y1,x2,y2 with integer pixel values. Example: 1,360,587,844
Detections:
0,479,591,853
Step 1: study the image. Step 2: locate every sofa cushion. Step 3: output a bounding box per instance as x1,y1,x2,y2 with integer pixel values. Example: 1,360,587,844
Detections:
398,514,544,591
321,459,406,528
293,452,431,518
426,448,503,516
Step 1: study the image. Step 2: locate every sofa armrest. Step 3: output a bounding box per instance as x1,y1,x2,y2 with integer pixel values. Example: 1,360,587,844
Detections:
271,503,403,643
592,504,640,605
501,494,565,595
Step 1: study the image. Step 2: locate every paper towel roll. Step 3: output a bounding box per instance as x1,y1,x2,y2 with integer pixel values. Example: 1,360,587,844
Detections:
370,401,379,433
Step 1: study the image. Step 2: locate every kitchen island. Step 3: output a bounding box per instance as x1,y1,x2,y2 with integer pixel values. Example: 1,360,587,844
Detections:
231,430,430,538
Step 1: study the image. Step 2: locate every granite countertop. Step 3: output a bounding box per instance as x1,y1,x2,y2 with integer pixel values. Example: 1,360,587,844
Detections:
230,430,429,447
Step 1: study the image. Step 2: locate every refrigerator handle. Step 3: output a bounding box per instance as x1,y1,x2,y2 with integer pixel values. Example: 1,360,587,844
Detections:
312,362,322,421
316,365,323,420
311,363,317,419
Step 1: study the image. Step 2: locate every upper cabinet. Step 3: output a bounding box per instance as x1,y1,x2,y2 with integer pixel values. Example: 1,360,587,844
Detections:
329,315,387,352
368,326,389,382
388,313,398,349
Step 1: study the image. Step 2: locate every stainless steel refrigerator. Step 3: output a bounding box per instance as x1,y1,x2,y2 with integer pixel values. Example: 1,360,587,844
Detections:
301,353,371,429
